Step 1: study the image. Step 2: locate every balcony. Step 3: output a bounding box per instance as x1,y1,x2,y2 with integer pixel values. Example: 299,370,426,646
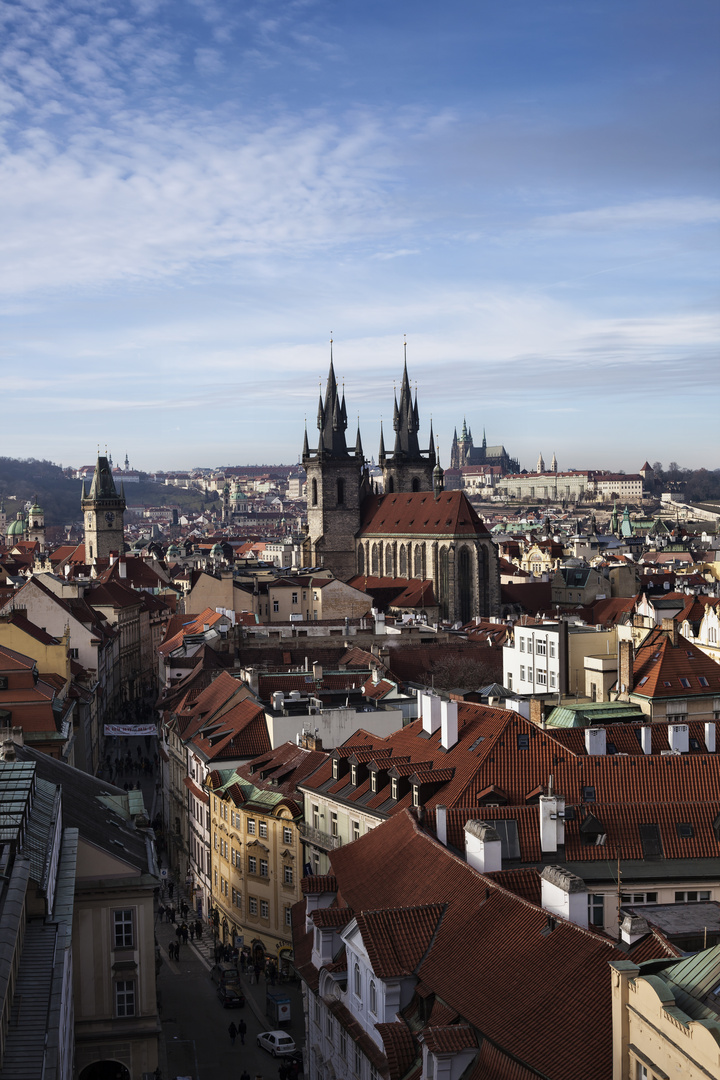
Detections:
299,821,342,852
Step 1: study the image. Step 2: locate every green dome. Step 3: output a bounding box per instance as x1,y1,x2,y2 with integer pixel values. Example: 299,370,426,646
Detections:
29,503,43,515
210,543,224,557
7,513,25,536
166,543,181,557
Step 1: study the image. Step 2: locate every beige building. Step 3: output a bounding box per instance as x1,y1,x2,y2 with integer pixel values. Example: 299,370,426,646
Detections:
206,741,326,968
611,948,720,1080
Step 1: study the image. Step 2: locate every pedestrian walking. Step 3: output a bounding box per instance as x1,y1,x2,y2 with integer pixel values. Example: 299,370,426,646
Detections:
158,904,165,922
238,1018,246,1045
189,923,195,940
181,923,188,944
195,919,202,940
168,881,174,899
228,1021,237,1046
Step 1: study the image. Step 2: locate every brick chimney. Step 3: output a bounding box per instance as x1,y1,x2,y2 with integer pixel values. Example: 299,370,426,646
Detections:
618,639,634,696
661,617,679,646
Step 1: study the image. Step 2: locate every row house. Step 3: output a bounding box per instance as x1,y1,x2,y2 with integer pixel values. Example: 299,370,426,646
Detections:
160,670,271,918
293,808,672,1080
14,741,162,1080
205,741,326,968
618,619,720,722
298,696,720,937
503,619,620,701
0,575,120,771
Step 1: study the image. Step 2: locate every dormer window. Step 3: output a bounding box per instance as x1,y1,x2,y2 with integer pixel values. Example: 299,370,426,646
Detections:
354,962,362,1000
391,778,398,800
332,759,338,780
370,772,377,793
351,765,357,786
412,785,419,807
369,980,377,1014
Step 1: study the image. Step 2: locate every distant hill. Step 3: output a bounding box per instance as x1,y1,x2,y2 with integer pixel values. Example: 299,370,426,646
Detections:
0,458,217,527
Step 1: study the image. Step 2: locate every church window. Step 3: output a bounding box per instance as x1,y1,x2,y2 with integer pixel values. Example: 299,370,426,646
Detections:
387,476,394,493
371,544,380,575
399,545,407,576
337,478,345,505
458,546,472,624
385,547,394,576
412,477,420,492
414,544,425,579
357,545,365,575
439,547,449,621
311,478,318,506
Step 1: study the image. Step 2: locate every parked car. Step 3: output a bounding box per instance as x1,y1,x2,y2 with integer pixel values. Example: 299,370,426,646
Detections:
256,1030,296,1057
217,984,245,1008
210,961,239,988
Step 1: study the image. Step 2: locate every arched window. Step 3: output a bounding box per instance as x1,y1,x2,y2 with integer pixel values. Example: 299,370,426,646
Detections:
371,543,379,575
311,478,318,506
387,475,394,493
399,544,407,577
412,477,420,492
439,546,449,620
357,544,365,575
414,543,425,579
337,478,345,505
385,547,394,576
354,963,362,999
370,980,377,1014
458,546,472,624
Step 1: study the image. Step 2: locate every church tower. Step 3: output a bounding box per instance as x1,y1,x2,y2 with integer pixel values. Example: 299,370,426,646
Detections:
302,352,370,579
26,498,46,551
81,454,126,562
379,347,435,494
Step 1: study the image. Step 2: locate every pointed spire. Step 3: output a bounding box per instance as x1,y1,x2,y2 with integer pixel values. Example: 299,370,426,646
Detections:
482,427,487,449
433,443,444,500
302,423,310,459
428,421,436,465
379,421,386,464
355,423,363,460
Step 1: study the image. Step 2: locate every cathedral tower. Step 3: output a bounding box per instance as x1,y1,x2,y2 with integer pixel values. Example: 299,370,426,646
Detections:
379,348,435,494
302,353,370,579
26,498,46,551
81,454,126,562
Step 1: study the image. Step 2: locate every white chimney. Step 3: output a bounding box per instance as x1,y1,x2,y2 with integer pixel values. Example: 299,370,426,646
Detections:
421,693,441,734
272,691,284,711
705,722,716,753
620,912,650,946
539,794,565,853
669,723,689,754
109,553,117,566
440,699,458,750
312,661,323,681
118,556,127,579
435,805,447,846
464,820,502,873
640,726,652,755
540,866,588,928
584,727,606,756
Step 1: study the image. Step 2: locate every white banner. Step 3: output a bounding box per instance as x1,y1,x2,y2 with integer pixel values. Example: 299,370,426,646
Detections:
104,724,157,737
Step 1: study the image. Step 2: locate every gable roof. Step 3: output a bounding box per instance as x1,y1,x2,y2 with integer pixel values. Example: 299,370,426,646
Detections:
359,491,491,538
632,625,720,698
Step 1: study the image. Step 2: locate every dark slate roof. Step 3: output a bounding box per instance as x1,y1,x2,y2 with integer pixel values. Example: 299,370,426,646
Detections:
15,745,154,878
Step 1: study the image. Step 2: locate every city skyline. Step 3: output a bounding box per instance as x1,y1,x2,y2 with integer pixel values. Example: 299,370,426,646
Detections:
2,0,718,472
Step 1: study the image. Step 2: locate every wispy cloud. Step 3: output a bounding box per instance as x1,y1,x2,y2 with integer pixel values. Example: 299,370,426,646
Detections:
539,197,720,231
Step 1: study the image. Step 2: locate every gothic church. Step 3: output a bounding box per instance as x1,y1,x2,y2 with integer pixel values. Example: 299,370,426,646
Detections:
302,355,500,622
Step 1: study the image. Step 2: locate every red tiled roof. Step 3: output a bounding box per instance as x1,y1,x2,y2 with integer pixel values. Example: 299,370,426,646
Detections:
310,907,354,928
354,905,445,977
632,625,720,698
322,811,626,1080
421,1025,477,1054
375,1023,418,1080
301,875,337,895
359,490,491,537
183,776,209,803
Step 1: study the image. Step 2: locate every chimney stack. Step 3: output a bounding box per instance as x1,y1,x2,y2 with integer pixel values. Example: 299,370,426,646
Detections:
640,726,652,755
661,617,679,646
584,727,606,756
435,805,447,846
705,722,716,753
421,693,441,734
539,793,565,853
440,699,458,750
540,866,588,928
618,639,634,696
464,820,502,873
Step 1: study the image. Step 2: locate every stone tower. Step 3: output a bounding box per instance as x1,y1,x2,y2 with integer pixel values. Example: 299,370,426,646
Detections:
302,354,371,579
379,349,435,494
81,454,126,562
26,498,46,551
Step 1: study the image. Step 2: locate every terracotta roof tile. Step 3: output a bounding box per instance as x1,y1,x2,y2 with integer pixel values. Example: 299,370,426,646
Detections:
354,905,445,978
359,490,491,538
421,1025,477,1054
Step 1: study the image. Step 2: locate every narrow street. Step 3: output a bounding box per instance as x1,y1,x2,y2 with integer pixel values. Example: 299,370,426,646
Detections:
100,729,305,1079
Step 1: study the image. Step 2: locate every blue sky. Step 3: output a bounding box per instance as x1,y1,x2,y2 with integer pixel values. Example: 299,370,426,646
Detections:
1,0,718,472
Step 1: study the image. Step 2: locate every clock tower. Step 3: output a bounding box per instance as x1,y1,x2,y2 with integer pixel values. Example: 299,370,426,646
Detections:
81,454,126,562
